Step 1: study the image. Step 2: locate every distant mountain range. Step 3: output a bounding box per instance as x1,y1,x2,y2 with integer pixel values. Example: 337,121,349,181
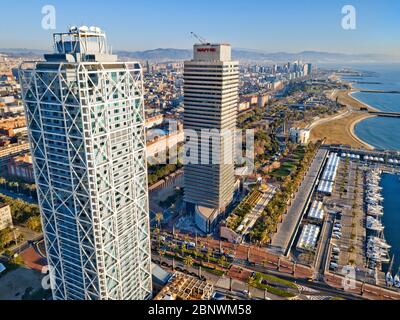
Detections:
115,49,398,64
116,49,399,63
0,48,49,57
1,47,397,64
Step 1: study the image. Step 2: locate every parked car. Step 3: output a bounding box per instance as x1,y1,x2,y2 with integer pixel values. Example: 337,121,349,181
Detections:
212,292,226,301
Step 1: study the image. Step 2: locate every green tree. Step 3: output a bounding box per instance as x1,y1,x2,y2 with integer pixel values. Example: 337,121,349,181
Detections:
155,212,163,228
218,255,227,267
0,177,6,190
27,216,42,233
0,228,14,250
183,255,194,268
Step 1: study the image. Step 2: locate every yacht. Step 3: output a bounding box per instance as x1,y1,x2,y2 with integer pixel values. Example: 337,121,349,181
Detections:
386,272,394,287
394,268,400,288
366,216,385,232
368,237,391,249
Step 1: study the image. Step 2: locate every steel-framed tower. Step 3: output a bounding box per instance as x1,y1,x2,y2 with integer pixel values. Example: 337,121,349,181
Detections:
19,27,152,300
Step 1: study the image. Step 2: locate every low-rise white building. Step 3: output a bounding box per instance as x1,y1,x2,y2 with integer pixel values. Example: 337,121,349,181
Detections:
0,204,13,231
307,201,325,221
289,127,311,145
297,224,320,251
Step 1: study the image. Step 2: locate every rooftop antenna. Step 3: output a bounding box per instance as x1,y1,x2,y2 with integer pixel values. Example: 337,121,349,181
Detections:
190,32,208,45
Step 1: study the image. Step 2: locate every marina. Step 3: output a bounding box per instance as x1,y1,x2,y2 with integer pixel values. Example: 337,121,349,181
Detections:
300,147,400,290
361,166,400,289
380,173,400,288
364,170,391,270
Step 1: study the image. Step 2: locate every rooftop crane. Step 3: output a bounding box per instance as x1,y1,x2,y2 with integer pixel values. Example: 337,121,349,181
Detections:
190,32,209,45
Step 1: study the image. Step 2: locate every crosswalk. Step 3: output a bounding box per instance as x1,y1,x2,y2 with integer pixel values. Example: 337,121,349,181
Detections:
296,284,319,294
305,295,332,301
291,295,333,301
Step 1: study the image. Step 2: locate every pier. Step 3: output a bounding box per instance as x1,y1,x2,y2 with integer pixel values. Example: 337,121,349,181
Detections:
368,111,400,118
359,89,400,94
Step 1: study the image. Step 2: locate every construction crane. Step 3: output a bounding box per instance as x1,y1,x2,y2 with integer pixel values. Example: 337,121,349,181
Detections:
190,32,209,44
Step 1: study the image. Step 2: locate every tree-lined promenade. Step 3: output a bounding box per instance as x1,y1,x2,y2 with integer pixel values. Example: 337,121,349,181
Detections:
153,230,400,300
251,141,322,244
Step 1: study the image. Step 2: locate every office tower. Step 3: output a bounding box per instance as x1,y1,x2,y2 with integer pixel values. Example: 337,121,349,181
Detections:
19,26,152,300
303,63,312,76
146,60,151,74
183,44,239,233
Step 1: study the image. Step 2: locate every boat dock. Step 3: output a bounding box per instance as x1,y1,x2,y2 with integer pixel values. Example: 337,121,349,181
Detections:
359,89,400,94
369,111,400,118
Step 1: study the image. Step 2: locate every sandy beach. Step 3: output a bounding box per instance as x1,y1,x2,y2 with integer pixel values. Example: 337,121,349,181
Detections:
310,89,376,150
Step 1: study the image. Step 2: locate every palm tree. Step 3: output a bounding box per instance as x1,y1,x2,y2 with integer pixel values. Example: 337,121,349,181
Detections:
249,231,256,244
155,212,163,228
27,184,36,198
184,234,190,246
181,243,187,256
14,181,20,194
218,255,227,268
9,181,17,193
0,177,6,190
153,227,161,249
183,255,194,268
170,241,177,253
159,249,166,265
206,248,213,263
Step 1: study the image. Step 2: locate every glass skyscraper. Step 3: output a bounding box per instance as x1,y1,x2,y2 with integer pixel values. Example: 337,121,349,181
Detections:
19,27,152,300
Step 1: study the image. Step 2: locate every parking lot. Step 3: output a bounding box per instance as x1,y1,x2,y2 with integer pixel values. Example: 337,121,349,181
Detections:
0,266,44,300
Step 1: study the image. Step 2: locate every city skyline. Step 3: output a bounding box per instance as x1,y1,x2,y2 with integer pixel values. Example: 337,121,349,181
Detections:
1,0,400,56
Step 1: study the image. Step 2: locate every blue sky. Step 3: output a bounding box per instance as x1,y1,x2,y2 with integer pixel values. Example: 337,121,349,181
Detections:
1,0,399,55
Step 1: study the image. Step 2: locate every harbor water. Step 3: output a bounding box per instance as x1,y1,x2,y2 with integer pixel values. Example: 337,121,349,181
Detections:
380,173,400,273
341,64,400,151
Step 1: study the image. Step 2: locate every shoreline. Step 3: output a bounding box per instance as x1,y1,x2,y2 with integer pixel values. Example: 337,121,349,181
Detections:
310,88,377,150
348,112,376,150
346,89,377,150
348,90,380,112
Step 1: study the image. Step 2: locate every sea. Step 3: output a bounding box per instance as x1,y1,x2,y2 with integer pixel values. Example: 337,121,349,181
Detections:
338,64,400,274
338,64,400,151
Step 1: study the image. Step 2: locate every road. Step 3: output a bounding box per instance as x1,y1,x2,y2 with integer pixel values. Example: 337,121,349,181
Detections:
270,148,328,256
307,108,351,130
152,252,280,300
313,213,334,281
231,259,363,300
0,189,37,204
157,231,400,299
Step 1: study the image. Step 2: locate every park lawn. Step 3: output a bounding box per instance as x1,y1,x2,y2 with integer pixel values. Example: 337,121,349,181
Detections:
249,272,298,298
254,272,297,289
292,147,306,160
270,161,298,178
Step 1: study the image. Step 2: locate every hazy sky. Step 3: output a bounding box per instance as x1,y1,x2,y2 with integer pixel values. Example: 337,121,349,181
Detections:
1,0,399,55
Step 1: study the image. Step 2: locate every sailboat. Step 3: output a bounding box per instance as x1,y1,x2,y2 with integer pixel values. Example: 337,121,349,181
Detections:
386,255,395,287
394,267,400,288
